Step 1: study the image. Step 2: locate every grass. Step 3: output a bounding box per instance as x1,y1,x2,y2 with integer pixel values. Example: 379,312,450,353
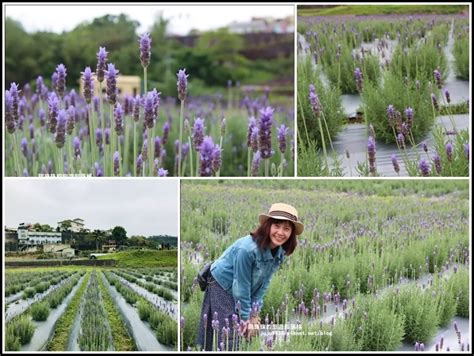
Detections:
298,5,468,17
97,249,177,268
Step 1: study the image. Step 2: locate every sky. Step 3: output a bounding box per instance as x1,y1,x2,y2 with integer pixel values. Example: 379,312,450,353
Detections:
4,179,178,237
4,3,294,35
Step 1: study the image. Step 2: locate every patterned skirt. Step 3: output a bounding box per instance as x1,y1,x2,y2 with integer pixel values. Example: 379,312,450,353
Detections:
196,273,241,351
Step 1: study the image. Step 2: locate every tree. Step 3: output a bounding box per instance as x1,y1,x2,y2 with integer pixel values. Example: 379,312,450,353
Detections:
111,226,127,246
92,229,106,251
58,220,72,232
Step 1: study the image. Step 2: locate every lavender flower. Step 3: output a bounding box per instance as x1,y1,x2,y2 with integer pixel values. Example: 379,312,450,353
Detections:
250,127,259,153
405,107,414,130
154,136,162,159
391,154,400,174
139,33,152,68
309,84,321,117
367,136,376,175
55,64,67,98
81,67,94,104
251,151,262,177
464,143,469,160
96,47,108,83
433,153,442,174
192,118,205,149
433,69,443,89
36,76,44,96
66,105,75,135
73,136,81,159
162,121,170,145
94,162,103,177
143,91,156,129
431,93,439,111
422,141,428,153
55,110,67,148
397,133,405,148
20,138,28,158
258,106,274,159
158,168,168,177
104,128,111,145
418,159,431,176
9,83,20,124
114,103,124,135
105,63,119,105
277,124,288,154
387,104,395,126
113,151,120,176
5,91,16,133
445,142,453,162
444,89,451,104
133,95,141,122
136,154,143,175
354,67,363,92
247,117,257,148
212,145,222,173
198,136,215,177
95,128,103,148
177,69,189,101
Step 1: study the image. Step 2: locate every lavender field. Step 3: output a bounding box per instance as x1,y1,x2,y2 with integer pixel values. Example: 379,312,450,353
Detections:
5,267,177,351
180,180,470,351
5,35,294,177
297,9,470,177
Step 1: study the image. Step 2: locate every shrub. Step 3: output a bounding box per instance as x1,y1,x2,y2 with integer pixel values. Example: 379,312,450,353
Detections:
30,301,51,321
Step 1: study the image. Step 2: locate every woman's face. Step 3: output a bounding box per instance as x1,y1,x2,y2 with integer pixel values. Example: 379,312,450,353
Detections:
269,220,293,249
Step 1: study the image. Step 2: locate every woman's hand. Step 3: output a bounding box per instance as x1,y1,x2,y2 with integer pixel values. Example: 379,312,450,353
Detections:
245,315,261,340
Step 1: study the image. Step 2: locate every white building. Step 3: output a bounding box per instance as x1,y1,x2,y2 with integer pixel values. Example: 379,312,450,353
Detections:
57,218,85,233
17,229,62,245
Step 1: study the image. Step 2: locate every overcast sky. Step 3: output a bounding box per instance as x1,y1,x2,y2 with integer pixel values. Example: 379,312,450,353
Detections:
5,3,294,35
4,179,178,237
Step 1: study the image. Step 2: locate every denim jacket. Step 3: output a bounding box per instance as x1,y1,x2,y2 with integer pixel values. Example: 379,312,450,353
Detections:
210,235,285,320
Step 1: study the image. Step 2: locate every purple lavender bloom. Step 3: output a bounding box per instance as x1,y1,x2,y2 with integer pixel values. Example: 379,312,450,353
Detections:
422,141,428,153
29,123,35,139
9,83,20,124
464,143,469,160
136,154,143,175
81,67,94,104
387,104,396,126
5,91,16,133
247,116,257,149
36,76,44,95
38,108,46,127
51,72,58,93
192,118,205,149
95,128,103,148
55,110,67,148
105,63,119,105
144,91,156,129
391,154,400,174
354,67,363,92
405,107,414,129
250,126,259,153
420,343,424,351
133,95,141,122
258,106,274,159
432,153,442,174
177,69,189,101
66,105,75,135
154,136,162,159
397,133,405,148
212,145,222,173
55,64,67,99
21,138,28,158
151,88,161,118
113,151,120,176
431,93,439,111
139,33,152,68
73,136,81,158
180,316,185,330
368,136,376,174
418,159,431,176
198,136,216,177
141,139,148,161
251,151,262,177
445,142,453,162
433,69,443,89
162,121,170,145
277,124,288,154
96,47,108,83
114,103,124,135
444,89,451,104
104,128,111,145
309,84,321,117
158,168,168,177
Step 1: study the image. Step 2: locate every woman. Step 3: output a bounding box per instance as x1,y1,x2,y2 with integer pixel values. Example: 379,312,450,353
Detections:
196,203,304,351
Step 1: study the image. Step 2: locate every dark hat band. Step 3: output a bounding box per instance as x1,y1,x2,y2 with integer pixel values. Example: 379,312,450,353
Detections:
269,210,297,222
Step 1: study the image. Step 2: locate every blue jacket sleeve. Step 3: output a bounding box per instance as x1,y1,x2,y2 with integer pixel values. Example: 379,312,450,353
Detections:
232,247,254,320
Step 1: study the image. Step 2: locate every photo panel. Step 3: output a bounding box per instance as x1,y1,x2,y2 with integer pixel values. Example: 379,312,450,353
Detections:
4,179,178,351
180,179,470,352
4,4,295,177
296,4,470,177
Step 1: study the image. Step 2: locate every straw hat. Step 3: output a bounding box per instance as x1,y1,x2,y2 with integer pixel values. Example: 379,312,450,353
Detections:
258,203,304,236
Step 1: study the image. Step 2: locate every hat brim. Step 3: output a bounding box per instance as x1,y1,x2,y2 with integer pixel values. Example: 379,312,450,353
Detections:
259,214,304,236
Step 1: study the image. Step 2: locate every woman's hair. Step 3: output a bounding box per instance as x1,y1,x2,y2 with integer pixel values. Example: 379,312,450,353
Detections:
251,218,297,256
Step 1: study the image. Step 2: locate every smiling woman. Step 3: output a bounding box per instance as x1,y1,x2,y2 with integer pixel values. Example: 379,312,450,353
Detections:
194,203,304,351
